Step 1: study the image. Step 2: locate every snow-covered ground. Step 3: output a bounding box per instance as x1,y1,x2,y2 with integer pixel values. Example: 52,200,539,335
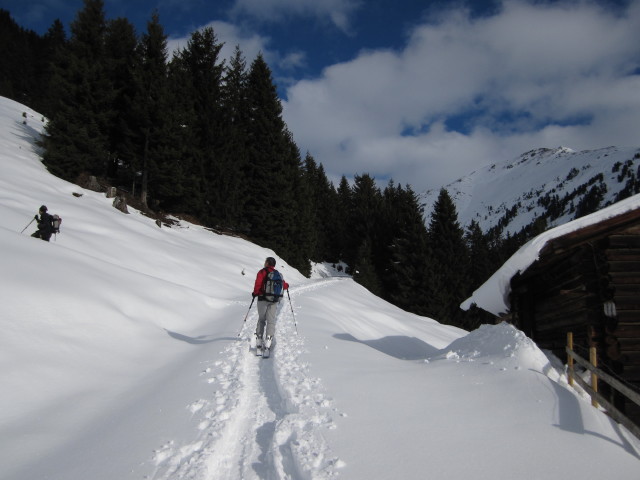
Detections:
1,96,639,479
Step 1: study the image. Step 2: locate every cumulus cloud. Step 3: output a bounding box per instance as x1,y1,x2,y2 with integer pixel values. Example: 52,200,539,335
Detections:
282,0,640,193
165,19,309,80
166,20,271,66
230,0,361,32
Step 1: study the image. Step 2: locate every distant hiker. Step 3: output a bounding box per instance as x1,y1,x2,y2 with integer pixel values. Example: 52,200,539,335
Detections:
252,257,289,350
31,205,55,241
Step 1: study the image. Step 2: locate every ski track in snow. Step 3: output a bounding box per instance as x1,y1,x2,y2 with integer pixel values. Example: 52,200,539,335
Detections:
150,279,345,480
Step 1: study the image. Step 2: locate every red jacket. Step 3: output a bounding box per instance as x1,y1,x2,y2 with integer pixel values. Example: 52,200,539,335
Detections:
253,266,289,297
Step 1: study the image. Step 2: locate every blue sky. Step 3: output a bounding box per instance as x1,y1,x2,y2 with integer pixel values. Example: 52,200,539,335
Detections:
3,0,640,194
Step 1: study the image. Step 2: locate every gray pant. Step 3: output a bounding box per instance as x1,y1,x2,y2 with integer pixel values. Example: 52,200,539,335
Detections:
256,300,278,339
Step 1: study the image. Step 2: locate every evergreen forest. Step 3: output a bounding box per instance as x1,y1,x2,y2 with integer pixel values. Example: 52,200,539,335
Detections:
0,1,536,330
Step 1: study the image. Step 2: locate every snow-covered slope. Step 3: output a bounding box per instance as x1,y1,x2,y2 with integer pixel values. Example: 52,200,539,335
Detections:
1,96,639,479
422,146,640,234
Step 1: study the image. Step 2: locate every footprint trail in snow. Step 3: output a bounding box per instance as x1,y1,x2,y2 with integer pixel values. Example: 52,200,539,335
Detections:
151,280,344,480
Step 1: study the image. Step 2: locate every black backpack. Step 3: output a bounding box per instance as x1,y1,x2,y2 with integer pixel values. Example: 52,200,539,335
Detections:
263,269,284,302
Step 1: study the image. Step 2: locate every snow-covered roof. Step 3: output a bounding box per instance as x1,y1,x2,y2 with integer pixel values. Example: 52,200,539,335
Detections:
460,193,640,316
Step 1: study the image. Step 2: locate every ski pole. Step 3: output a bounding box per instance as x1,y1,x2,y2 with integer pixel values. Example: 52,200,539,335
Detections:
237,297,255,337
286,289,298,335
21,216,36,234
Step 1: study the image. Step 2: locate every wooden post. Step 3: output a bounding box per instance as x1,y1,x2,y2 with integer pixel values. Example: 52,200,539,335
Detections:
590,346,598,408
567,332,574,387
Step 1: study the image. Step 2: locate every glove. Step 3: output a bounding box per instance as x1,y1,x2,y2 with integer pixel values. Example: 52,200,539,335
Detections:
34,215,38,220
252,293,257,298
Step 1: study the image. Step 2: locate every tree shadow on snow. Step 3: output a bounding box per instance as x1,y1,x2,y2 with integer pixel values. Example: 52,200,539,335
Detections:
334,333,440,360
164,329,236,345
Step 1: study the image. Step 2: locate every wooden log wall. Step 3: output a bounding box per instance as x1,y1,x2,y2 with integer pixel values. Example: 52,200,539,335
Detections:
511,244,609,359
604,232,640,422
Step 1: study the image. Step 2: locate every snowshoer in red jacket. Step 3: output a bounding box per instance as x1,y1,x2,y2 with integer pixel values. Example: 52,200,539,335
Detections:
252,257,289,350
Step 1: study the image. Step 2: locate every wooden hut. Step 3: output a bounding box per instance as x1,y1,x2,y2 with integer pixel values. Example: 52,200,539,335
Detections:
507,206,640,425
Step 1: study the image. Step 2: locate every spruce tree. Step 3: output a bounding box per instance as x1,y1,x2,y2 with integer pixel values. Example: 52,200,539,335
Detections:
285,134,314,276
384,183,430,313
0,10,49,112
104,17,139,180
169,27,225,219
216,45,250,229
353,238,382,295
38,20,67,118
335,176,353,265
349,174,383,292
303,154,339,262
43,0,112,180
425,188,470,327
135,11,182,211
243,54,292,246
465,220,493,291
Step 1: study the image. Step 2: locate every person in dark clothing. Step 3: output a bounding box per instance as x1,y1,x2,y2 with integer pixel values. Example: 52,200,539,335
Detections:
252,257,289,350
31,205,54,241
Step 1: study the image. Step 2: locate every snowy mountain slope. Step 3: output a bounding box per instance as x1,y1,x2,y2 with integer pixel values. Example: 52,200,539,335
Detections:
1,96,639,480
422,146,640,234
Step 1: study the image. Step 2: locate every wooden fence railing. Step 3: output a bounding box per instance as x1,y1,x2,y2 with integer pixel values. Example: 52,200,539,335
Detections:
566,332,640,439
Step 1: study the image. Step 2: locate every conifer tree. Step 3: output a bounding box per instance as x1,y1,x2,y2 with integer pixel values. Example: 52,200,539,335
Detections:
425,188,470,326
353,238,382,295
43,0,112,180
0,10,54,113
335,176,353,264
38,20,67,118
243,54,292,245
285,135,314,276
169,27,225,219
135,11,183,210
303,153,339,262
349,174,383,292
465,220,493,291
215,45,250,229
104,17,139,179
384,183,430,313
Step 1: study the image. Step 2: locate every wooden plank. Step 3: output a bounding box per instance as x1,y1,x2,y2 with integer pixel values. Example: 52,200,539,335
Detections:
609,235,640,248
621,367,640,382
605,248,640,261
535,299,593,318
566,348,640,408
535,310,600,332
614,284,640,296
619,338,640,350
616,311,640,325
536,290,596,311
608,261,640,273
613,296,640,309
609,272,640,284
611,323,640,337
622,351,640,364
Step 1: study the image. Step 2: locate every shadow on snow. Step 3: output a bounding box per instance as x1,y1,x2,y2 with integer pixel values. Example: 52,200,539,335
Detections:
334,333,440,360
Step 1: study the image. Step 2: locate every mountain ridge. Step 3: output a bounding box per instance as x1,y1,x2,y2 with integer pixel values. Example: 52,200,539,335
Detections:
422,145,640,236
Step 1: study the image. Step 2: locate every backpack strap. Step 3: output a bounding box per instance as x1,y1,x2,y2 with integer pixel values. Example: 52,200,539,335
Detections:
259,267,270,298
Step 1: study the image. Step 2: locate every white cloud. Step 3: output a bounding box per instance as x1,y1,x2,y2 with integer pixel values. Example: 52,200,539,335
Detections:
166,20,271,66
282,0,640,193
230,0,360,32
165,20,310,79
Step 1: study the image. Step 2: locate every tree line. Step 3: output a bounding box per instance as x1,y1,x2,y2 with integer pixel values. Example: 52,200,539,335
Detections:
0,1,530,330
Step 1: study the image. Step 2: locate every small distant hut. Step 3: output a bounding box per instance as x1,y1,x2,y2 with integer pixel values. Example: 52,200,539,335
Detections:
462,194,640,427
